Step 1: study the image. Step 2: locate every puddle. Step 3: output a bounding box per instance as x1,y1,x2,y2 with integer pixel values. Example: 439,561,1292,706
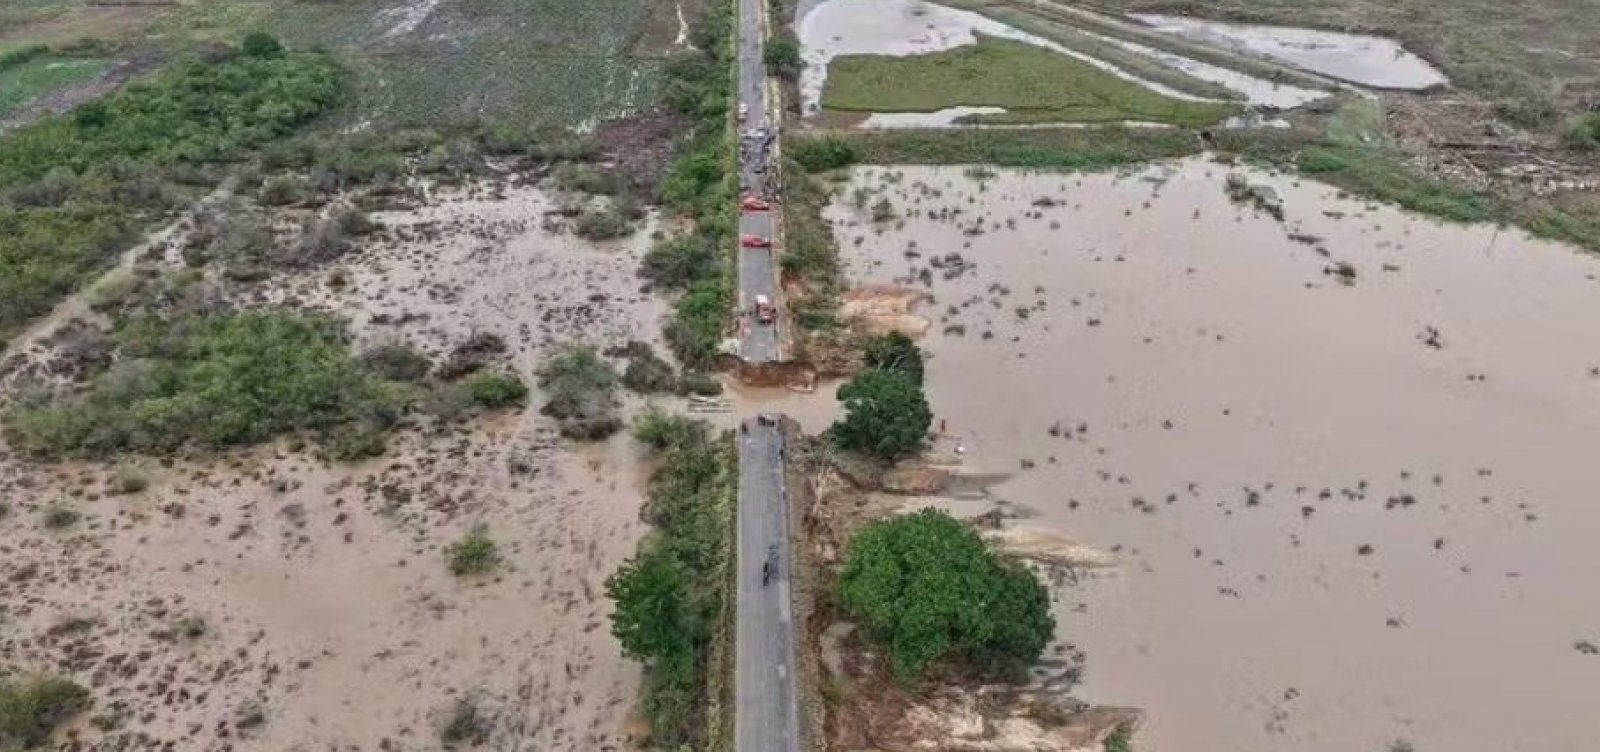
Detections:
1093,33,1327,110
797,0,1211,116
860,106,1009,128
825,161,1600,752
1134,14,1448,90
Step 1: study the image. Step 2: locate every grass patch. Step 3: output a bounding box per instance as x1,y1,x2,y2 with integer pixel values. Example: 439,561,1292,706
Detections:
447,526,503,576
4,310,402,458
0,54,113,119
0,674,90,749
811,126,1201,171
823,35,1236,127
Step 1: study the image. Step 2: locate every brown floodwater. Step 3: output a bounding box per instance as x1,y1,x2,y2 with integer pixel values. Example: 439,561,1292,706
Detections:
824,160,1600,751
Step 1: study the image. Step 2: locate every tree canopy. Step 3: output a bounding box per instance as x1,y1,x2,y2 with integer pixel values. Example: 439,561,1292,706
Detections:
839,508,1054,680
863,331,924,385
832,370,931,459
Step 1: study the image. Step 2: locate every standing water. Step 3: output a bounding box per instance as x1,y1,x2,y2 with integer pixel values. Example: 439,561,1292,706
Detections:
826,160,1600,752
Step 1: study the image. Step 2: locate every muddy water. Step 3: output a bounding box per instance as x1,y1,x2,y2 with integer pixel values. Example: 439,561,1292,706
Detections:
1134,14,1448,90
796,0,1210,116
825,161,1600,751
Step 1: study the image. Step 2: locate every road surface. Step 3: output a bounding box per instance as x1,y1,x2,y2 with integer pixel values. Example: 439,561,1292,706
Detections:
735,416,801,752
735,0,780,362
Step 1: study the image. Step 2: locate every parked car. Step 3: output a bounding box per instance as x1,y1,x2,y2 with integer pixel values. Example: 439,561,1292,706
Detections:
737,103,749,122
740,234,770,249
754,295,776,324
741,195,771,211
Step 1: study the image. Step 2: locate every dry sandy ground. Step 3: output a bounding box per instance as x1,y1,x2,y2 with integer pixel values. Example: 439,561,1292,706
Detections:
0,182,671,751
821,160,1600,752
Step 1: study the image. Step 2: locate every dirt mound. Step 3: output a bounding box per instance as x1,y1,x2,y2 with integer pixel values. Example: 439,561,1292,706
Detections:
840,285,932,336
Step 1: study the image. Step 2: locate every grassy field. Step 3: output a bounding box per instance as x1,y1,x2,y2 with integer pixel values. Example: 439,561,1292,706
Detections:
797,126,1202,171
822,35,1237,127
0,48,112,120
0,0,673,129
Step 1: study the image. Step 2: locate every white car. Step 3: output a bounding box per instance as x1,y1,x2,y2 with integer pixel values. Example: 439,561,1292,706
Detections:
737,103,749,122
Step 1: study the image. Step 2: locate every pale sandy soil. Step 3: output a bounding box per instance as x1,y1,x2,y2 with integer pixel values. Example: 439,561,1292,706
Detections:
821,160,1600,752
0,181,671,751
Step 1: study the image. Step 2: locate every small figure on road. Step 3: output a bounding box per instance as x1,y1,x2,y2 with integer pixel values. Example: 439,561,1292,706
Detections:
761,560,773,586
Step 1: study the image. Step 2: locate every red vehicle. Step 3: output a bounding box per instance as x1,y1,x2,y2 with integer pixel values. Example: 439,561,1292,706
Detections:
740,234,771,249
740,195,771,211
754,295,776,324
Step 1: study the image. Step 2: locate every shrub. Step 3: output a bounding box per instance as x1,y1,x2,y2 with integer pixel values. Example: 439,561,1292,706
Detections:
1297,147,1351,174
4,311,401,457
573,206,634,240
537,344,616,422
258,175,311,206
1565,113,1600,151
618,344,677,393
641,234,718,290
633,407,709,450
439,696,493,746
1104,727,1132,752
840,509,1054,679
0,675,90,749
447,526,501,575
665,281,728,369
41,506,81,529
241,32,284,59
359,343,432,382
831,371,931,459
109,467,149,495
554,164,621,195
463,370,528,409
764,36,803,81
790,136,858,173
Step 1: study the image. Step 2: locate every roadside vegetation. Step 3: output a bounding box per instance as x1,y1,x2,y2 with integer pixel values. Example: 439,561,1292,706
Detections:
606,412,734,749
824,35,1237,127
649,0,738,370
840,508,1054,679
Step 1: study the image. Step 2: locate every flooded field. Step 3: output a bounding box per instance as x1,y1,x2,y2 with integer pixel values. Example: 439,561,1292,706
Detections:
1134,14,1448,90
0,183,668,750
823,161,1600,751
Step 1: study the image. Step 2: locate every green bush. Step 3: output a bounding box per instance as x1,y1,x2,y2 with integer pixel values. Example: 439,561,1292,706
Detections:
554,163,621,195
241,32,285,59
666,281,729,369
1565,113,1600,151
1297,147,1350,174
0,675,90,749
832,370,931,459
41,506,80,529
641,234,719,290
863,332,923,385
537,344,619,438
4,311,400,457
764,36,803,81
633,407,709,450
358,343,432,382
463,370,528,408
573,206,634,240
447,525,502,575
439,696,493,746
840,509,1054,679
790,136,858,173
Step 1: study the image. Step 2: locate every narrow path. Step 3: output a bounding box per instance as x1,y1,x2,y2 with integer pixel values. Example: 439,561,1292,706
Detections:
735,416,800,752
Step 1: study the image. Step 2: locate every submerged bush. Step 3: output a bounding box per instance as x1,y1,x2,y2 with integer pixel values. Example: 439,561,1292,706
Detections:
447,526,502,576
0,675,90,749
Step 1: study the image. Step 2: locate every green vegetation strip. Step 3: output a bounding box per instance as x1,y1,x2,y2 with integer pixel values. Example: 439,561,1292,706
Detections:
822,35,1236,127
607,413,736,749
793,127,1201,172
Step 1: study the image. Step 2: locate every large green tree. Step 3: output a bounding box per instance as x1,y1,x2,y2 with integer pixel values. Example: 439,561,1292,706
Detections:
832,370,931,459
863,331,924,385
605,546,700,665
840,509,1054,679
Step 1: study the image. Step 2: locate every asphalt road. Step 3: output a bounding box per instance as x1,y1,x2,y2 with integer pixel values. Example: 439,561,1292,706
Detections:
735,416,801,752
735,0,780,363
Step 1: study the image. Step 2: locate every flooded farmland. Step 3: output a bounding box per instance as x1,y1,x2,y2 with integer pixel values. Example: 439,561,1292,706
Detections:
823,160,1600,752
